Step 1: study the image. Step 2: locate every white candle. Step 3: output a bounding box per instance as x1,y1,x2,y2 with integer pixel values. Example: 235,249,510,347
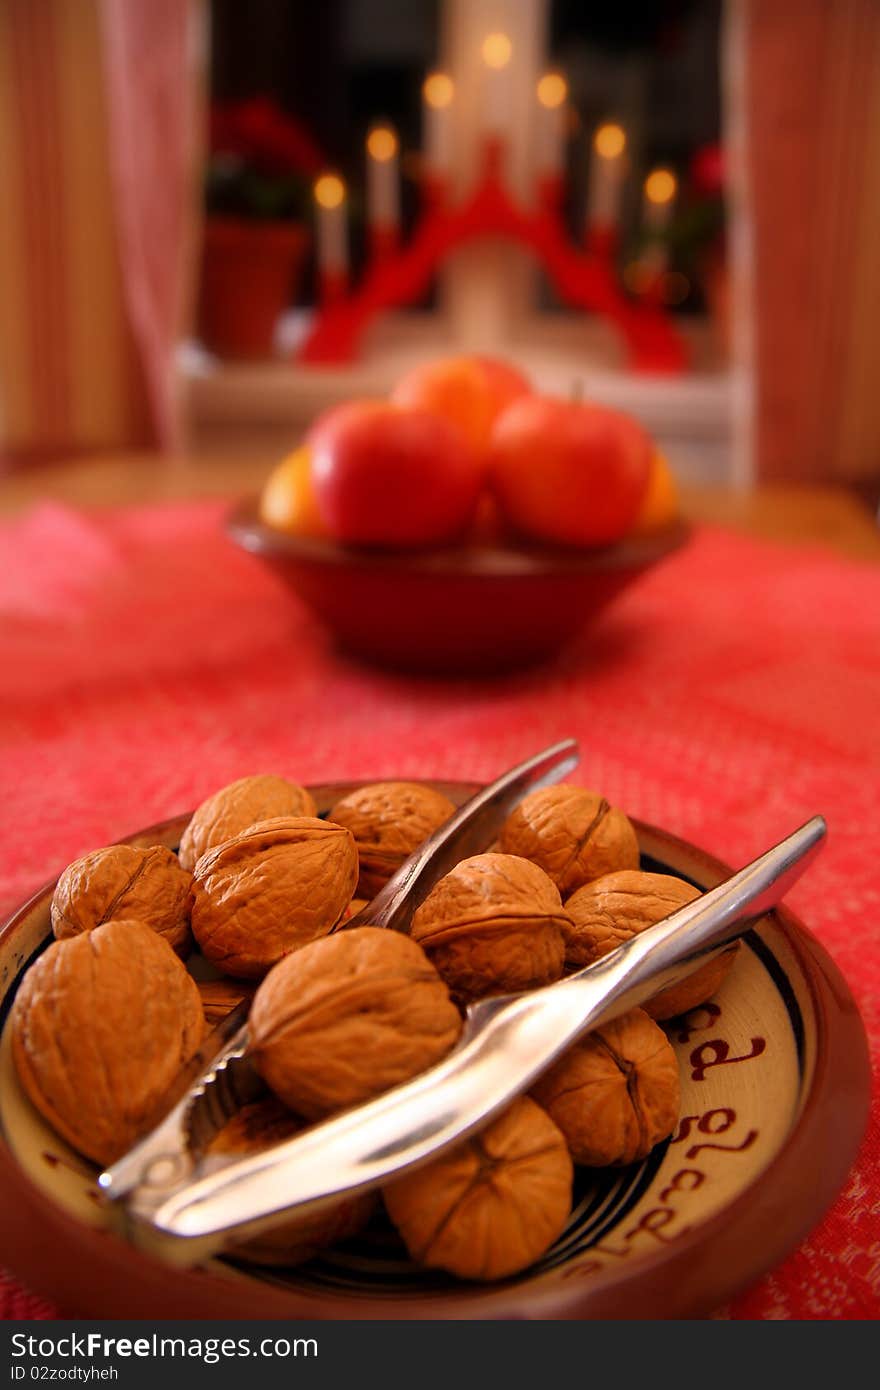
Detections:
535,72,568,179
366,125,400,231
586,122,627,231
481,31,512,135
313,172,348,277
643,166,677,233
422,71,454,177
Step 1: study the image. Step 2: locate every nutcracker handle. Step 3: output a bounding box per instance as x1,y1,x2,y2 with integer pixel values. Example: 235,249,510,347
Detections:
101,815,824,1265
488,813,826,1035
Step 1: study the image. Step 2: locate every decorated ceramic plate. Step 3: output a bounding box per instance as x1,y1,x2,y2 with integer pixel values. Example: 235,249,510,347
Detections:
0,783,869,1320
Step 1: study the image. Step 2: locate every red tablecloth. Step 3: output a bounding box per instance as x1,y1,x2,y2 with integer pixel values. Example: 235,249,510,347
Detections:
1,498,877,1319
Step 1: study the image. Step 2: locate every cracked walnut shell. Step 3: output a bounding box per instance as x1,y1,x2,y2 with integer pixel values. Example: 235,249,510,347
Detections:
383,1096,573,1281
191,816,357,979
410,853,571,1002
565,870,738,1019
206,1097,375,1265
499,785,640,896
51,844,193,956
249,926,461,1119
327,782,457,898
11,919,204,1166
178,774,316,871
530,1008,680,1166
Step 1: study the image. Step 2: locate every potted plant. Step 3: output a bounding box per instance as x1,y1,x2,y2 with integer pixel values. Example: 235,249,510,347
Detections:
198,97,323,360
688,142,728,356
624,141,728,355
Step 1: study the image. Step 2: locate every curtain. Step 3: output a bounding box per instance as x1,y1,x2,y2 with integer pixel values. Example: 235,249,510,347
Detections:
0,0,203,465
99,0,204,452
739,0,880,483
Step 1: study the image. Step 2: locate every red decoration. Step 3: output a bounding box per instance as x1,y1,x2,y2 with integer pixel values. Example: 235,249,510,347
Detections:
210,98,324,179
690,141,725,197
297,139,687,373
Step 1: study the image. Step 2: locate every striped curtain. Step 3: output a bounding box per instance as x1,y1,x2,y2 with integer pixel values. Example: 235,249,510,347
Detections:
0,0,202,466
741,0,880,483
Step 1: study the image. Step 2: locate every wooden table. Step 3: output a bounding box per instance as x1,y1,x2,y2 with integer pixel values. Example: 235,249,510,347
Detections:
2,452,879,562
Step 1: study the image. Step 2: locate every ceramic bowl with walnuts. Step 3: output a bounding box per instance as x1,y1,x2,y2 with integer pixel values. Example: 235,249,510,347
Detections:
0,779,868,1320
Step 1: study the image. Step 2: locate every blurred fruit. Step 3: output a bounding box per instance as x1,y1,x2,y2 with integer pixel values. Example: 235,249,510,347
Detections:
464,491,508,548
632,450,679,534
390,355,532,456
259,445,328,538
488,396,652,547
308,399,482,547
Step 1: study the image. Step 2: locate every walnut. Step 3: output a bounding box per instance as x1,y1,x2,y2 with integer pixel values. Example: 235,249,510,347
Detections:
205,1097,375,1266
249,926,461,1119
383,1096,572,1281
51,844,192,956
531,1008,680,1166
565,870,739,1019
191,816,357,979
327,782,457,898
499,786,640,896
11,919,204,1166
642,950,737,1021
410,853,571,1003
178,775,317,871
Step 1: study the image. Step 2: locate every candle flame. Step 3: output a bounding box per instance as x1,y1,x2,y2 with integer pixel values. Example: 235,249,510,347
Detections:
423,71,454,109
594,123,626,160
367,126,398,162
481,32,512,69
537,73,567,109
644,168,677,205
314,174,346,209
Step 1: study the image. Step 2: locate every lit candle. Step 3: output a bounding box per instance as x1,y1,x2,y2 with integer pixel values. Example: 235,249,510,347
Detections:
422,71,454,177
366,124,400,236
481,31,513,135
640,167,677,284
586,122,627,235
643,166,677,233
313,172,348,300
535,72,568,180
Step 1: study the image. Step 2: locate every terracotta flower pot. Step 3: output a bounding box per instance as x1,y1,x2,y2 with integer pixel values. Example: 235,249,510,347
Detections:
198,216,310,360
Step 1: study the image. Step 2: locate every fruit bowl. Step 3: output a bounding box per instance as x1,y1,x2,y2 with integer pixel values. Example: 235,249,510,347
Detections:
226,498,691,674
0,783,869,1319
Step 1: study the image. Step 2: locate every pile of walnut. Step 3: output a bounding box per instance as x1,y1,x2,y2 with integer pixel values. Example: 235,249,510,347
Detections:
11,774,738,1284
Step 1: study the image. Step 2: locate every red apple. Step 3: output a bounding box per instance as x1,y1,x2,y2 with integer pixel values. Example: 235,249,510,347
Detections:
308,399,482,547
488,395,652,546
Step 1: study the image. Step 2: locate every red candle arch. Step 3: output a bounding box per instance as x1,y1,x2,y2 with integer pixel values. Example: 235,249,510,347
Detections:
298,139,687,373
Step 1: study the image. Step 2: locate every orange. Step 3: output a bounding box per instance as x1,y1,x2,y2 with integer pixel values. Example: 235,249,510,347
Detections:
259,445,329,538
390,355,532,457
631,450,679,534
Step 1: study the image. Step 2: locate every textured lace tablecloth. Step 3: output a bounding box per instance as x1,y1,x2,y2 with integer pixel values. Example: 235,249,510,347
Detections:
1,499,877,1319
